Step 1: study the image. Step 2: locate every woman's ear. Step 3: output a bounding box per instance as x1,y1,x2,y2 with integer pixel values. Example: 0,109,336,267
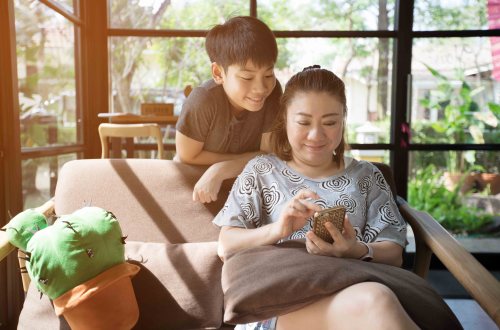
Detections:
211,62,224,84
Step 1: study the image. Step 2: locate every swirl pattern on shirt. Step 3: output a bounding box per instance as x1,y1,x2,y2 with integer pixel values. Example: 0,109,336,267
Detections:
314,198,329,209
374,171,390,193
378,201,399,226
289,228,308,240
353,226,363,241
358,175,373,195
281,168,304,184
238,171,257,195
253,158,273,175
241,202,260,227
262,183,283,215
335,193,357,214
220,203,229,215
290,185,311,196
319,175,351,192
363,224,380,242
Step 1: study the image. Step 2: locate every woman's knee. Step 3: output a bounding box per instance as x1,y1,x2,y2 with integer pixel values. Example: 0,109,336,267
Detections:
334,282,398,314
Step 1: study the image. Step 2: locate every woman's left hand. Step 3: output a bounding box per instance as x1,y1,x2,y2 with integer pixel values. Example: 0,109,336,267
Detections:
305,215,364,258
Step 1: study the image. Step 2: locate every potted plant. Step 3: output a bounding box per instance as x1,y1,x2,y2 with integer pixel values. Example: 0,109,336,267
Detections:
419,65,499,194
408,165,493,235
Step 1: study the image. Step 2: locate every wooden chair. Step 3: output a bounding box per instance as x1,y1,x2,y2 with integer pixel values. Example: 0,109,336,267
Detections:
98,123,164,159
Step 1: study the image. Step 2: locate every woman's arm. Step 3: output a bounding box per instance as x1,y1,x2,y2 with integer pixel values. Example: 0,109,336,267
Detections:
306,217,404,267
218,189,322,260
368,241,403,267
217,225,281,261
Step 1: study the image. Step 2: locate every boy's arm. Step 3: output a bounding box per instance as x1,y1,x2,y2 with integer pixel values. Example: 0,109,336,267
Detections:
192,152,262,203
175,130,254,165
184,133,272,203
204,132,272,182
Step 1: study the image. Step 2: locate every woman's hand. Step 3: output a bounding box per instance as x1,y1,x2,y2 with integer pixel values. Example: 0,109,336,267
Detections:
272,189,322,240
305,215,367,259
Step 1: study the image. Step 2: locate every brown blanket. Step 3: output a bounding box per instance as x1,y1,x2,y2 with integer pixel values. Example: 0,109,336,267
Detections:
221,240,462,330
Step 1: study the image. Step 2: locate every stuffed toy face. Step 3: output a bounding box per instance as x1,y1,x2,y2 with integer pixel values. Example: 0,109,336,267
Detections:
5,207,126,300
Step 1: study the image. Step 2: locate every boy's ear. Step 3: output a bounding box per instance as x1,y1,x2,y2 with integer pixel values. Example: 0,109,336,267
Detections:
211,62,224,84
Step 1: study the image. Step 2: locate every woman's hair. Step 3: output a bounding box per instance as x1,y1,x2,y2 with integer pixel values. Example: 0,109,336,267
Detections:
270,65,348,166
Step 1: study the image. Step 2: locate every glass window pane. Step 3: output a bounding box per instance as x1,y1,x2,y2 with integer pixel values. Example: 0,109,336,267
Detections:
15,0,79,148
410,37,499,145
109,0,248,29
22,153,78,209
57,0,75,14
109,36,210,114
413,0,488,31
408,151,498,235
259,0,395,30
276,38,393,144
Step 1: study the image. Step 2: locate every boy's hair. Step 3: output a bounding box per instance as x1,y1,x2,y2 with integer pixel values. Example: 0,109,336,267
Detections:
270,65,349,167
205,16,277,70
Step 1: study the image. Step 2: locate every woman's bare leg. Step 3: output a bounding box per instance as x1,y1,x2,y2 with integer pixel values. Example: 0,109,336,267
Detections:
276,282,419,330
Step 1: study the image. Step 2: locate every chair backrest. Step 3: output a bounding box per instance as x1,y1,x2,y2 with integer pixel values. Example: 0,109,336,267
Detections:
98,123,164,159
371,162,398,200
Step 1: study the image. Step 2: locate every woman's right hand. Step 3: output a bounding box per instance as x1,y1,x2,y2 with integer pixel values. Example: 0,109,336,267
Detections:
272,189,322,239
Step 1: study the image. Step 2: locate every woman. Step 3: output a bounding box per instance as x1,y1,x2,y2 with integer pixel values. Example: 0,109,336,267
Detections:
213,66,418,330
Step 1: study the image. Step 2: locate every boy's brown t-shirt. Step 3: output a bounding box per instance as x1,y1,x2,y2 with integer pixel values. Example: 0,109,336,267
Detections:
176,79,282,153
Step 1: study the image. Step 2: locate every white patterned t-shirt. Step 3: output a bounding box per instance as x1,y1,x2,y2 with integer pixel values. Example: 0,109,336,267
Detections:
213,154,407,246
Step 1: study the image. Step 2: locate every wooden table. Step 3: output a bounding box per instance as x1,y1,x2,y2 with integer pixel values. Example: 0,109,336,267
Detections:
98,113,179,158
98,112,178,125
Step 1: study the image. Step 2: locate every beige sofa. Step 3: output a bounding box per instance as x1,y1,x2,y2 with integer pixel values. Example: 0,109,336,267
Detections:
1,159,499,329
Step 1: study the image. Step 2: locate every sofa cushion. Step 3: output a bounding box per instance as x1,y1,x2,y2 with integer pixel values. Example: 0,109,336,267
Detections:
221,240,461,330
54,159,234,244
18,241,225,329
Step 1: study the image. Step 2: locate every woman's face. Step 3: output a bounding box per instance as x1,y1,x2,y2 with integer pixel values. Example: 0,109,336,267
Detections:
286,91,344,169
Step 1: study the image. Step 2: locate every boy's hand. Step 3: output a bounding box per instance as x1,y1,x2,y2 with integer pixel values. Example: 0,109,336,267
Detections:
193,165,223,203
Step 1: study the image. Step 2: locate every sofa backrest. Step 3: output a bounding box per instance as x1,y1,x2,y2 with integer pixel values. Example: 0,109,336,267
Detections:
55,159,234,244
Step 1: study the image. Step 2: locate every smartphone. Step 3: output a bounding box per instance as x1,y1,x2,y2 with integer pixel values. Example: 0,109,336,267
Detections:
312,206,346,243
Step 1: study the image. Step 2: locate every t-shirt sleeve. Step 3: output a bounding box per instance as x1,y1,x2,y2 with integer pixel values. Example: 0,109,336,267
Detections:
212,158,264,229
262,81,283,133
364,165,407,247
176,87,216,143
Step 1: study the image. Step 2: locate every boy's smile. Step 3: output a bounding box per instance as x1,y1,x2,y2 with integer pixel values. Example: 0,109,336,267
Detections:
212,60,276,115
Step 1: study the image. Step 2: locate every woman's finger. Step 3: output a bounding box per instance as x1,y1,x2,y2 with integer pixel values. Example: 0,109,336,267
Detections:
325,221,343,243
296,189,320,201
342,215,356,238
305,233,320,254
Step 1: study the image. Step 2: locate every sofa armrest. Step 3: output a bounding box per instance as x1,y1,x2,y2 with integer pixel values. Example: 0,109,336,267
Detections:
398,199,500,325
0,227,15,262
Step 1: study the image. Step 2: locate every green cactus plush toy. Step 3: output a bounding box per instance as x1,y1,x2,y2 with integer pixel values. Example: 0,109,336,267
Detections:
5,206,140,330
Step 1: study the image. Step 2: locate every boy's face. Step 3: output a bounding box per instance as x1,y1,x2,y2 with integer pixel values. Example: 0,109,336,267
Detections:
212,60,276,114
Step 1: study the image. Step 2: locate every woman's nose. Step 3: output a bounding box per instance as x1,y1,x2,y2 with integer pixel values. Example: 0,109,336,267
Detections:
308,126,325,140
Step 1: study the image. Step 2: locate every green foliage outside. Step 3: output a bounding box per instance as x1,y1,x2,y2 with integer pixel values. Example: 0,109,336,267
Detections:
14,0,499,234
413,65,499,173
408,164,493,235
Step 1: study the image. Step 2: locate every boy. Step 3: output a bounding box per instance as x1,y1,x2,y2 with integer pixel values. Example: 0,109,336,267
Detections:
175,16,282,203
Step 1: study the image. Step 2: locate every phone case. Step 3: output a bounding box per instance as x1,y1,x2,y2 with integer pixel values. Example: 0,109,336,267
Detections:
312,206,346,243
